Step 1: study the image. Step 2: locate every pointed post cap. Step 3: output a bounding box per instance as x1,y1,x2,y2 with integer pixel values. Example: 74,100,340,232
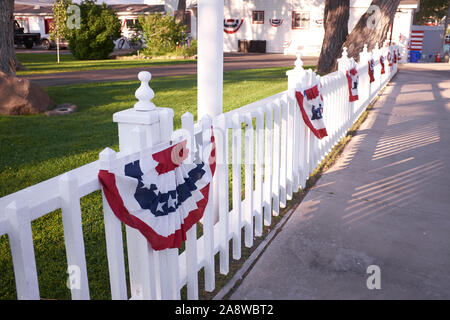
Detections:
363,44,368,53
294,52,304,70
134,71,156,111
342,47,348,58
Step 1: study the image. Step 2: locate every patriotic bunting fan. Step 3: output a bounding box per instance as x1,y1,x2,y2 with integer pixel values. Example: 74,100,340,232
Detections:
224,19,244,34
269,18,284,27
380,56,386,74
346,66,359,102
368,59,375,83
295,83,328,139
98,130,216,251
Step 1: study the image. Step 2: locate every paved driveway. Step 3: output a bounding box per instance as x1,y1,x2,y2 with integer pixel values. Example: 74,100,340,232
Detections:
231,63,450,300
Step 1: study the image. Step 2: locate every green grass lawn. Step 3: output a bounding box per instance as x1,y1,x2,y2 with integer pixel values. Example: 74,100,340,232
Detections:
0,67,296,300
16,53,196,76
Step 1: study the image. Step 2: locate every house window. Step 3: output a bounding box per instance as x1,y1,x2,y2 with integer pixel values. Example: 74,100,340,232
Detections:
15,18,29,33
125,19,136,29
252,11,264,24
292,11,310,29
175,11,191,33
44,18,54,34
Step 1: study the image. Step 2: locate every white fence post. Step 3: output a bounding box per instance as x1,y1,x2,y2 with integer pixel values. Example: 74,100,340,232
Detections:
112,71,175,300
286,53,316,187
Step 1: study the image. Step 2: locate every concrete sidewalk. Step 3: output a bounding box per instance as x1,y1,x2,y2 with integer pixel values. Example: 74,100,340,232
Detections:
230,63,450,300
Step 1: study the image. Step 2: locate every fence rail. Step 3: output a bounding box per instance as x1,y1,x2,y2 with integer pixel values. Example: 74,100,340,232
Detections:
0,43,399,300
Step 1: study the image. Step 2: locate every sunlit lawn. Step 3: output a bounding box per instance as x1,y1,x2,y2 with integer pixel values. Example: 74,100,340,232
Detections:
16,52,196,76
0,66,307,299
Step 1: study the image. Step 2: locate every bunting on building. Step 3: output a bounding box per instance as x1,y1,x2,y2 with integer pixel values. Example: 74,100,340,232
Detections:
224,19,244,34
269,18,284,27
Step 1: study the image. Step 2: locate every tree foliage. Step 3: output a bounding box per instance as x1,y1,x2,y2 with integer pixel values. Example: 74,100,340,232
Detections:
138,13,187,56
50,0,70,42
65,0,121,60
414,0,449,25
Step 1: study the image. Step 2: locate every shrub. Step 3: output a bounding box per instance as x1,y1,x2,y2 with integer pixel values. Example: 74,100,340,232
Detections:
138,14,187,56
66,0,121,60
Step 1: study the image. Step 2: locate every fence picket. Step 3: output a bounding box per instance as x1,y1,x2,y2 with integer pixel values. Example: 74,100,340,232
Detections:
99,147,128,300
181,112,200,299
201,115,215,292
253,110,264,237
59,173,90,300
214,114,230,275
287,89,296,198
6,201,40,300
279,95,288,208
231,113,242,260
272,103,281,216
263,105,273,226
244,114,254,248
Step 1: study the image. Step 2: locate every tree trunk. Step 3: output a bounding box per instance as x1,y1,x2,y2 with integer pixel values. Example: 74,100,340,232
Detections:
343,0,401,60
317,0,350,74
175,0,187,24
0,0,18,75
57,37,60,63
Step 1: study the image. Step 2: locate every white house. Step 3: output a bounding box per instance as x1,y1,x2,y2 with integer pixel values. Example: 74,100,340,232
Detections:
15,0,419,60
14,3,55,48
220,0,420,58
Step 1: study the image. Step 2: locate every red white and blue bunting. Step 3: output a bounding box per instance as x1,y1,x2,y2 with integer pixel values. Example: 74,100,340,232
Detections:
346,67,359,102
380,56,386,74
269,18,284,27
224,19,244,34
295,83,328,139
98,130,216,251
368,59,375,83
387,52,393,67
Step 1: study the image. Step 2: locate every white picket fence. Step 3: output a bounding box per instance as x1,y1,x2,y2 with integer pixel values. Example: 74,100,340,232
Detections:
0,43,399,300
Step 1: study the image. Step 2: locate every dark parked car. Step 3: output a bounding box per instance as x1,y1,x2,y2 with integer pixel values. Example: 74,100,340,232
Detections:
14,20,40,49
